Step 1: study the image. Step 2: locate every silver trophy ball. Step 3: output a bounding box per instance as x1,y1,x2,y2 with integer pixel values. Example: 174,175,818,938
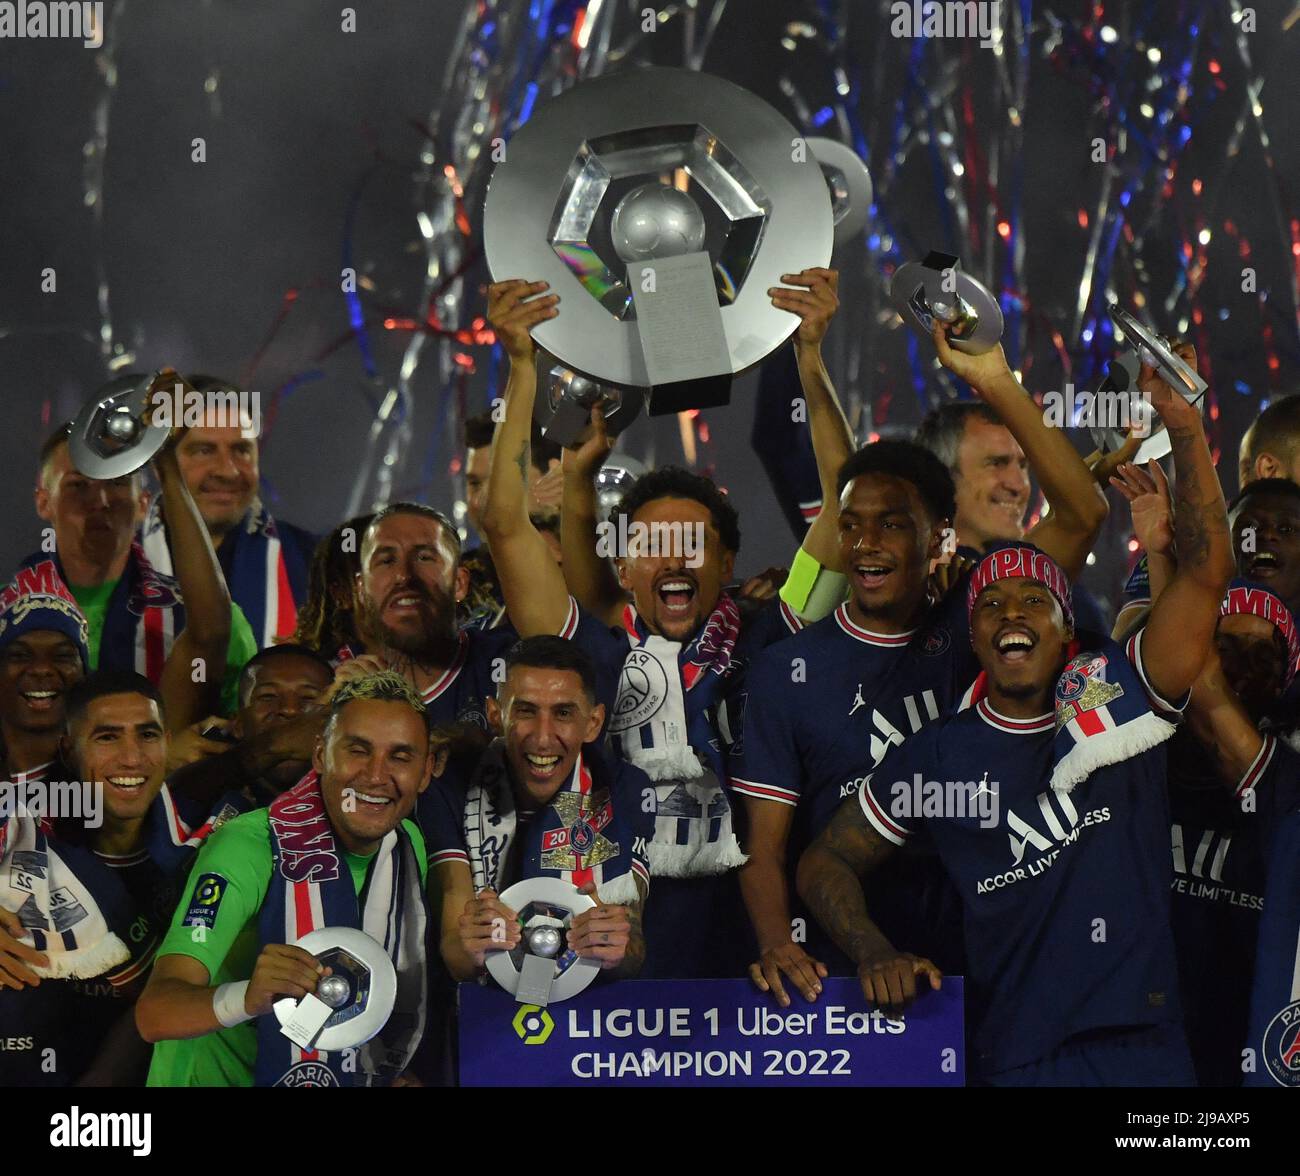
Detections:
610,183,707,263
316,973,351,1009
105,408,139,441
528,926,563,959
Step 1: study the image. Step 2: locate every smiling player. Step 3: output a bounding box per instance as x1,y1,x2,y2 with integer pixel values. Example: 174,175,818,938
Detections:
730,323,1109,1006
797,342,1234,1085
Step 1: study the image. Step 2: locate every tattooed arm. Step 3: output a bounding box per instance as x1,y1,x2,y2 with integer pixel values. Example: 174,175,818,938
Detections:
481,280,572,636
1138,343,1236,702
796,796,942,1016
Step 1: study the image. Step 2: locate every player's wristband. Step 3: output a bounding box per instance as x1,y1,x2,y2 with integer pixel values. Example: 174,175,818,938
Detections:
779,546,848,623
212,981,252,1028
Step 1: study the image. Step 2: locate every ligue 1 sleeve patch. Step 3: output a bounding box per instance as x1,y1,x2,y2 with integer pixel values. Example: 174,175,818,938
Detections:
182,872,229,931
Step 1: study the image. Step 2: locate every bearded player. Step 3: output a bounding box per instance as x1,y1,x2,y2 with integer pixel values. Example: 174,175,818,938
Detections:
336,502,515,730
798,343,1233,1085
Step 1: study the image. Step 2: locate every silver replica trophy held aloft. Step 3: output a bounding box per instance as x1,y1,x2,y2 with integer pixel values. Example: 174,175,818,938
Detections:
68,372,174,479
483,66,834,424
889,250,1005,356
1088,304,1208,465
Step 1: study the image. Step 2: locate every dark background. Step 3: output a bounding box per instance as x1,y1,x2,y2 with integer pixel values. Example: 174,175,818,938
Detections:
2,0,1297,611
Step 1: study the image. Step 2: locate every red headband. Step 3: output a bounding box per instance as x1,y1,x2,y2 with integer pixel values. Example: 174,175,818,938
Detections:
966,544,1074,629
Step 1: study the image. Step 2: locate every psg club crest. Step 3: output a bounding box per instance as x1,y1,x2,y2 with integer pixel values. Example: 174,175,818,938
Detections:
608,649,669,733
920,627,951,657
1055,652,1123,722
1262,1000,1300,1087
274,1061,340,1088
540,791,618,872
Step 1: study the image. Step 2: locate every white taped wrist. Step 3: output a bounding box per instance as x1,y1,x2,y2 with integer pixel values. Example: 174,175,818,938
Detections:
212,980,252,1027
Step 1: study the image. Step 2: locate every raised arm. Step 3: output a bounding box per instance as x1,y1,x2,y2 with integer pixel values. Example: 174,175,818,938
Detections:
1139,344,1235,701
769,268,854,572
1109,459,1177,640
153,403,232,729
560,406,627,628
1183,650,1267,787
933,325,1108,578
481,280,571,636
796,796,940,1015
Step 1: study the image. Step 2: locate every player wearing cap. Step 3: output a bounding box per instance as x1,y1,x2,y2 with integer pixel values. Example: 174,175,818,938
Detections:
798,343,1234,1085
136,672,438,1087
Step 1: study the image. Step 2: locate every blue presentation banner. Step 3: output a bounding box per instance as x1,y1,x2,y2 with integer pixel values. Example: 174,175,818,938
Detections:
459,976,964,1086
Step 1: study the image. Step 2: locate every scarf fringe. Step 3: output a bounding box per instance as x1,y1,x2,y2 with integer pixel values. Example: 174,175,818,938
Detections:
648,835,748,878
596,873,644,906
631,747,704,783
34,932,130,980
1049,711,1178,793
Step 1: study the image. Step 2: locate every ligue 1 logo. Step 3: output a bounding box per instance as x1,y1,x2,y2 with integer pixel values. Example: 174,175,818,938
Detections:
1263,1000,1300,1087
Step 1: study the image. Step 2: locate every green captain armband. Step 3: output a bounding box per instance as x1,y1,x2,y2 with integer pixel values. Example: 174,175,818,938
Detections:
779,546,849,624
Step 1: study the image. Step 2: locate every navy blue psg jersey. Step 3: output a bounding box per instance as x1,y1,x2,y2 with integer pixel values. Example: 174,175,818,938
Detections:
860,636,1186,1078
413,627,517,731
559,593,805,750
1167,727,1272,1087
728,595,976,970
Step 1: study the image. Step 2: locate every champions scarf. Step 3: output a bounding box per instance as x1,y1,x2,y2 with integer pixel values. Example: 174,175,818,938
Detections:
0,809,137,981
254,772,427,1088
461,740,646,905
957,630,1180,793
21,545,181,683
141,496,299,649
607,596,746,877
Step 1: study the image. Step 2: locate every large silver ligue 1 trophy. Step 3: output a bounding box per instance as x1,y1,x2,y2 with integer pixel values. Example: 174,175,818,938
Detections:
889,251,1005,356
484,878,601,1007
807,137,873,250
68,372,173,478
273,927,397,1051
483,67,834,424
1088,305,1208,465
